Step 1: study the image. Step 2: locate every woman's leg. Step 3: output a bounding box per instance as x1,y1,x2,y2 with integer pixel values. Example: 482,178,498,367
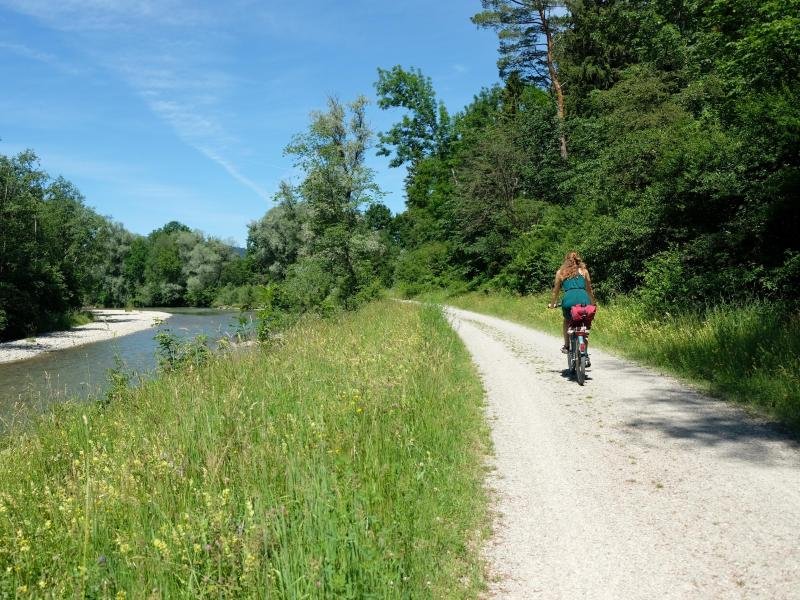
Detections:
562,317,569,348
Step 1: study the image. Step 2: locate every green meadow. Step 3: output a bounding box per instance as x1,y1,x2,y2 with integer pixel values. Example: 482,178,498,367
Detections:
0,301,489,598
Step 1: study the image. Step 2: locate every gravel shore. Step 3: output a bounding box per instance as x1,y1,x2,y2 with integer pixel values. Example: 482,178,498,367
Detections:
0,310,172,365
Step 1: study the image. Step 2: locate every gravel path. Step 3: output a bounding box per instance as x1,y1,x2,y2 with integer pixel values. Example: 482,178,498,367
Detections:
0,309,171,364
444,306,800,600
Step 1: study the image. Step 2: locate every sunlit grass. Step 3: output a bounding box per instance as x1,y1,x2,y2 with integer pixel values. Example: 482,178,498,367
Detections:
0,301,489,598
442,291,799,431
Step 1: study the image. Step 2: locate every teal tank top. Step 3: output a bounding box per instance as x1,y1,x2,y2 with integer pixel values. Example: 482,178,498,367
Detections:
562,275,586,293
562,275,592,316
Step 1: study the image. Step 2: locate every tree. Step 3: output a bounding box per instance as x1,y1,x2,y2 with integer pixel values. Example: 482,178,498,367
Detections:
247,182,309,280
473,0,569,158
151,220,191,237
374,66,452,170
374,66,458,271
184,238,235,306
90,221,137,307
364,203,393,232
0,151,108,339
123,237,149,287
282,96,385,306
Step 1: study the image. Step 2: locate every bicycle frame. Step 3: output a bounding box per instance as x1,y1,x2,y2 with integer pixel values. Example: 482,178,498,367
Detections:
567,320,591,385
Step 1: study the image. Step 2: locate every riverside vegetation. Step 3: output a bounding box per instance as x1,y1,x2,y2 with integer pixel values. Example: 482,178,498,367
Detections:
0,301,489,597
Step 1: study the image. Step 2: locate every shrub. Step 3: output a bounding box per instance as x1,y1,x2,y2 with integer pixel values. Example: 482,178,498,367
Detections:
638,249,690,311
394,242,454,296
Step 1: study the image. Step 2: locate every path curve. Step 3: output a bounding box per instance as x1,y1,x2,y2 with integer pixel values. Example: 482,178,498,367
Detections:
444,306,800,600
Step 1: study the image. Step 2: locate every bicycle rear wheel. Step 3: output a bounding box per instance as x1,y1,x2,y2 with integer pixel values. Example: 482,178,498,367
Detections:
567,339,576,374
576,355,586,385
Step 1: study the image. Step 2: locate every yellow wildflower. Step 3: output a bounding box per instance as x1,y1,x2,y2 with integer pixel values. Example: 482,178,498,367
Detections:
152,538,169,558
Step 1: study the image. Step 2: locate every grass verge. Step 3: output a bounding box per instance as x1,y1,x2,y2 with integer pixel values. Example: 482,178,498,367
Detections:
438,291,799,432
0,300,489,598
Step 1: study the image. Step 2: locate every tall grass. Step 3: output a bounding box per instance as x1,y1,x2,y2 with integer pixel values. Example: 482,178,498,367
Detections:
0,301,489,598
443,291,800,431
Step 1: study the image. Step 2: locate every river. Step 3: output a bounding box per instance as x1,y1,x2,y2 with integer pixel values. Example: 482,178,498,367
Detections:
0,308,248,423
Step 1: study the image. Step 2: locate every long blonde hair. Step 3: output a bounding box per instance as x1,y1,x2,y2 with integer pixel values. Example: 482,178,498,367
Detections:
558,251,586,280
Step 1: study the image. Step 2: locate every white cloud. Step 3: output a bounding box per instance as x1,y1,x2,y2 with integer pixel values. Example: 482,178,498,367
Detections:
1,0,274,204
198,146,272,202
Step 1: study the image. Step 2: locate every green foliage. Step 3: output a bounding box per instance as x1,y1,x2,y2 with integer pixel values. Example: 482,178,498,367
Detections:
637,250,690,311
213,283,258,309
245,96,393,316
67,310,93,328
472,0,566,86
0,151,106,341
286,97,383,307
103,355,133,406
374,66,452,167
246,182,308,280
393,242,461,297
154,328,210,372
280,256,337,312
382,0,798,308
491,217,564,294
145,233,183,287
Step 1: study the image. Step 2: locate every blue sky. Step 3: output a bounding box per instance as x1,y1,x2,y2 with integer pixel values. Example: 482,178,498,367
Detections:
0,0,500,245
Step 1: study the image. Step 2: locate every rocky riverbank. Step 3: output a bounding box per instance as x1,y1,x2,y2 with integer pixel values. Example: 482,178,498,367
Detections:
0,310,171,364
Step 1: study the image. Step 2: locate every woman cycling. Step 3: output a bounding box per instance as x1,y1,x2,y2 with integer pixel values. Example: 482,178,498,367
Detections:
547,251,596,353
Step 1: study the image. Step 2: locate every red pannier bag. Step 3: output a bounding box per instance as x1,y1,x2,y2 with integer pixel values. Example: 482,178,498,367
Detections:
570,304,597,327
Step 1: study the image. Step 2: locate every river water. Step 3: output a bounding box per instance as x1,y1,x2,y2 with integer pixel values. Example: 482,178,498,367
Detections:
0,308,247,422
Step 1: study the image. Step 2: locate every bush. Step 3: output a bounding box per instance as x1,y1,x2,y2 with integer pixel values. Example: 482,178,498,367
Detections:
213,284,260,309
280,257,336,313
394,242,455,296
491,229,562,294
154,328,210,372
638,249,690,311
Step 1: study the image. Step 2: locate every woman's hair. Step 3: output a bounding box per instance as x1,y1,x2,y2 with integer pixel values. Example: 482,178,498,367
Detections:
558,251,586,280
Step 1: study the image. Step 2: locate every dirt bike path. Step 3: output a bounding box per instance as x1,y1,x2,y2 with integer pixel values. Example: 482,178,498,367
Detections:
444,306,800,600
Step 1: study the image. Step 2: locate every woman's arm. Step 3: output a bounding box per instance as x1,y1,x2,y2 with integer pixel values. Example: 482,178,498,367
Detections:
549,271,562,307
584,269,597,304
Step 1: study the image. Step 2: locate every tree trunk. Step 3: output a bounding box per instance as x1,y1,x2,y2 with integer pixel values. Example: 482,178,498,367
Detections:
538,5,568,159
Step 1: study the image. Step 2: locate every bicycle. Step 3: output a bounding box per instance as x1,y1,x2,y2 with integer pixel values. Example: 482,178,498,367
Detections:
551,303,596,386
